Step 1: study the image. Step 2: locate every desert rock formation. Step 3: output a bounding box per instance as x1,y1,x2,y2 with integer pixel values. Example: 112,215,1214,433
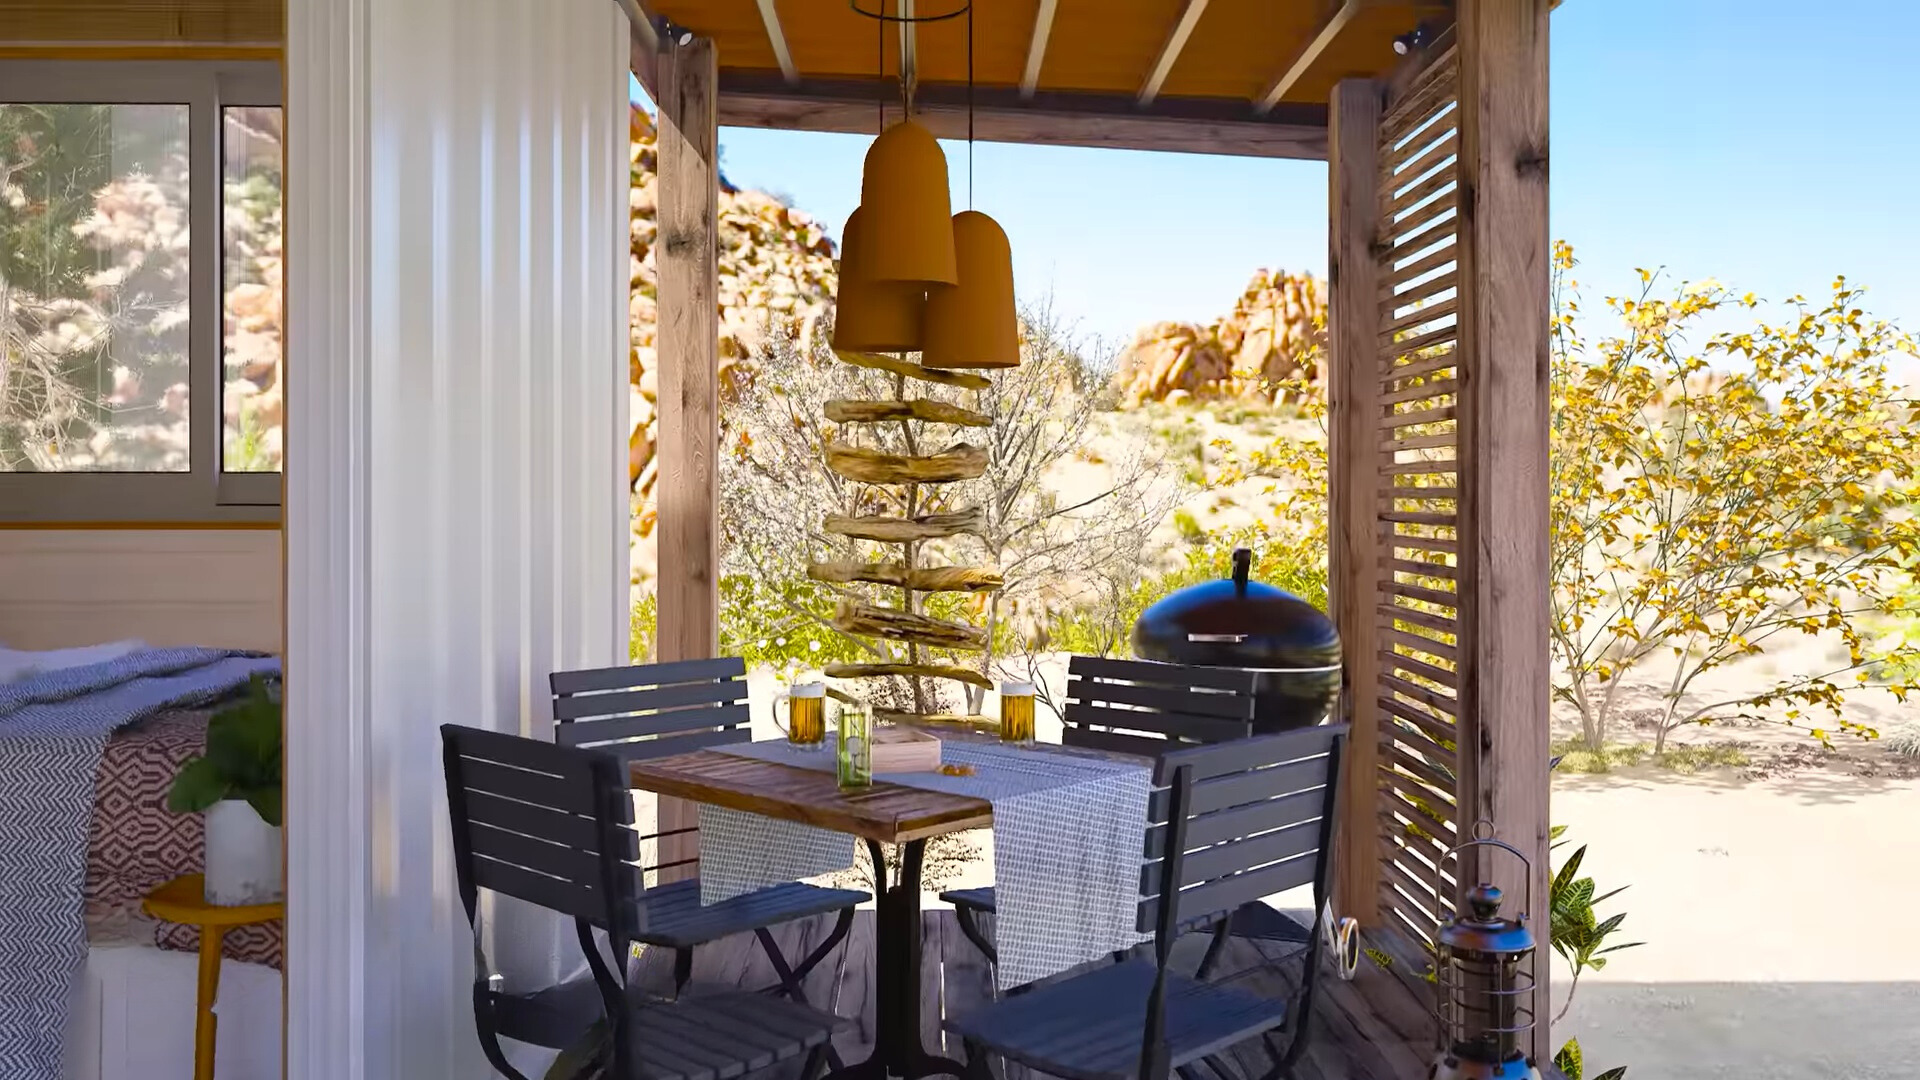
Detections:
1110,269,1325,407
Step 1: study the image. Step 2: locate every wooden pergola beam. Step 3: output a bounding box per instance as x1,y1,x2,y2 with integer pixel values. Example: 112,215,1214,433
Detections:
754,0,799,84
718,73,1330,159
1021,0,1059,98
1256,0,1365,114
1138,0,1211,106
654,31,721,884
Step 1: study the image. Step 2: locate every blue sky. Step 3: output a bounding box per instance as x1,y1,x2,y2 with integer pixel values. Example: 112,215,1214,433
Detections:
644,0,1919,355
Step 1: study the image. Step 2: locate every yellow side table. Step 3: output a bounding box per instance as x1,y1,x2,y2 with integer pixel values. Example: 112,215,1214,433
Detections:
143,874,285,1080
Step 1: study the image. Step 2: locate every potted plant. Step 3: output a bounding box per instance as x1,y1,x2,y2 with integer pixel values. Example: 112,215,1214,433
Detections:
168,674,284,905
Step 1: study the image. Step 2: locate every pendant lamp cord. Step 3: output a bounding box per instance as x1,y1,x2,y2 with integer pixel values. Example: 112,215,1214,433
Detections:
876,0,885,133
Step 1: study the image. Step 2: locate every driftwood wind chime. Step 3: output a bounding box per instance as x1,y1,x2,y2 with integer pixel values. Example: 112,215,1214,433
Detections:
809,1,1017,724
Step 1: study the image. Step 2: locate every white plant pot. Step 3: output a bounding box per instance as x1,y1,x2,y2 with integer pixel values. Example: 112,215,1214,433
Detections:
204,799,283,905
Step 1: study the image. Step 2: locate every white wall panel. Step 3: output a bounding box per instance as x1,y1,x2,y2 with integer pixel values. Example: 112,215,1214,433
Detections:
285,0,630,1076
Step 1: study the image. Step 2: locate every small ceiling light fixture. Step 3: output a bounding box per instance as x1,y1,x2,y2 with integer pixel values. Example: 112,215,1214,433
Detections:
1392,24,1432,56
655,17,695,46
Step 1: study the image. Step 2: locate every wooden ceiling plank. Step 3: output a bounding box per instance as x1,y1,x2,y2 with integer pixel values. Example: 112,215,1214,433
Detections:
754,0,800,83
1256,0,1365,115
1138,0,1212,106
1020,0,1059,99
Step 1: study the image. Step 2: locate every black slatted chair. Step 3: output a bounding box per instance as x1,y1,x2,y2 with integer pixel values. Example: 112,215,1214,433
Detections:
945,724,1348,1080
549,658,866,1000
943,656,1309,975
441,724,845,1080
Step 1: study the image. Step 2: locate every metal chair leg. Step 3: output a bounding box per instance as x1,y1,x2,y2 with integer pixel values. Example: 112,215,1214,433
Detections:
952,904,998,968
752,910,857,1075
756,908,856,1000
671,947,693,996
961,1037,1000,1080
1194,920,1233,980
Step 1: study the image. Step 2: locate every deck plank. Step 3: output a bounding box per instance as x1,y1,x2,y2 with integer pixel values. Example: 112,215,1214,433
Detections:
618,911,1438,1080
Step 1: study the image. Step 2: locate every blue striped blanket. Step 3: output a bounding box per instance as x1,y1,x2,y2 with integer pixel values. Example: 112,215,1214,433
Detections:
0,648,281,1080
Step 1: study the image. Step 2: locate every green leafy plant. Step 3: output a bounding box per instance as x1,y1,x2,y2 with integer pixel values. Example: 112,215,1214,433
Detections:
167,675,283,827
1549,825,1641,1023
1554,1037,1627,1080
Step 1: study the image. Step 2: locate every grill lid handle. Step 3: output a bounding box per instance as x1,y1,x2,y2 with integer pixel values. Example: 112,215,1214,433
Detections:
1232,548,1252,596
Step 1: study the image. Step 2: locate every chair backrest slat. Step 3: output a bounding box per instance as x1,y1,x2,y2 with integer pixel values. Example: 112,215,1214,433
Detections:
552,678,745,721
442,724,642,938
549,657,750,762
1136,724,1347,934
1062,656,1258,757
549,657,744,696
554,703,753,748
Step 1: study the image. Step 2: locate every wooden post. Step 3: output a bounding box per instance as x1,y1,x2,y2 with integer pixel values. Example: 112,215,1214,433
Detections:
1326,77,1384,928
654,33,720,884
1455,0,1552,1058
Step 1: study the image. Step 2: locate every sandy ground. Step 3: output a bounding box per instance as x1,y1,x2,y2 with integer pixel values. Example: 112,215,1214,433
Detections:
1546,650,1920,1078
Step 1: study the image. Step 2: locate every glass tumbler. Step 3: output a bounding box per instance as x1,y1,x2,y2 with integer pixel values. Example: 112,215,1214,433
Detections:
835,700,872,789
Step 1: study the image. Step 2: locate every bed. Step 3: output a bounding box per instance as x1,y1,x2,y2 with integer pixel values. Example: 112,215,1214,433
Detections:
0,644,284,1080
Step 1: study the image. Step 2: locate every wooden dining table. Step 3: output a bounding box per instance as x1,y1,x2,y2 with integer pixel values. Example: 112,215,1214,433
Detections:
627,748,994,1080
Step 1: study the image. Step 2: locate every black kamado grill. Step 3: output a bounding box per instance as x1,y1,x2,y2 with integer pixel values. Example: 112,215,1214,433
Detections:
1131,547,1342,732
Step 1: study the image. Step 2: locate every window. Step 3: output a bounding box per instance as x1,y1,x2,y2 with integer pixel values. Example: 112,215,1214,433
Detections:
0,62,281,521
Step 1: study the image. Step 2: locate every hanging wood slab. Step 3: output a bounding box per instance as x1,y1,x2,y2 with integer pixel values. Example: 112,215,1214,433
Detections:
824,662,994,690
831,603,987,650
808,561,1003,592
825,399,993,427
834,350,992,391
821,509,985,543
826,443,987,485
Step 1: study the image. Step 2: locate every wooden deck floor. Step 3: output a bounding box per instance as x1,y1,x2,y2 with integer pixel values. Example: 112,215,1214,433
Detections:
627,910,1449,1080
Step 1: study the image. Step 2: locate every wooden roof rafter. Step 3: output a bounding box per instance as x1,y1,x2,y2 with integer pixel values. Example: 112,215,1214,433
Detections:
1020,0,1058,99
896,0,918,98
1138,0,1212,106
754,0,800,84
1258,0,1368,114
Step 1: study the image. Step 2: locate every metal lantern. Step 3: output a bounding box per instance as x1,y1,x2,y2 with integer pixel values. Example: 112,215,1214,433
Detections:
1430,831,1542,1080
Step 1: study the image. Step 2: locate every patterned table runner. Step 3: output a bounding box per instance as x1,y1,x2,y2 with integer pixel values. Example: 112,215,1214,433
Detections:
697,739,1151,989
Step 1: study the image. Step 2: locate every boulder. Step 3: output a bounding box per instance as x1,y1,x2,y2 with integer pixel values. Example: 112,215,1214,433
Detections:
1109,269,1326,408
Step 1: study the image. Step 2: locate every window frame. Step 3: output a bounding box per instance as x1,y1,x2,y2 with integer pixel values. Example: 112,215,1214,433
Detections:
0,60,282,523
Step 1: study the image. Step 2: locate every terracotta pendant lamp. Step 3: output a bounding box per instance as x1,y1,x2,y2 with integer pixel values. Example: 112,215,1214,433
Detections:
832,207,926,352
857,118,957,287
920,1,1018,370
922,209,1018,368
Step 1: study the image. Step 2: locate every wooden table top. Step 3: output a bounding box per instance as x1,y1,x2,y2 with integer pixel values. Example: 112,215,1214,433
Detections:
627,749,993,844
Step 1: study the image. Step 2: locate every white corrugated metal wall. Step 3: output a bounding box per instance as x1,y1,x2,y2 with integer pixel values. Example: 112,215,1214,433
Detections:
285,0,631,1075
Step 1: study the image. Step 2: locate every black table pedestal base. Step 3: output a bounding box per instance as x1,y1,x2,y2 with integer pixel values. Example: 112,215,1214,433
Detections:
825,839,966,1080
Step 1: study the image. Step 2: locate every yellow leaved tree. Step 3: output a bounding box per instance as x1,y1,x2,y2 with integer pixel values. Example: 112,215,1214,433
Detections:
1214,242,1920,754
1549,243,1920,752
